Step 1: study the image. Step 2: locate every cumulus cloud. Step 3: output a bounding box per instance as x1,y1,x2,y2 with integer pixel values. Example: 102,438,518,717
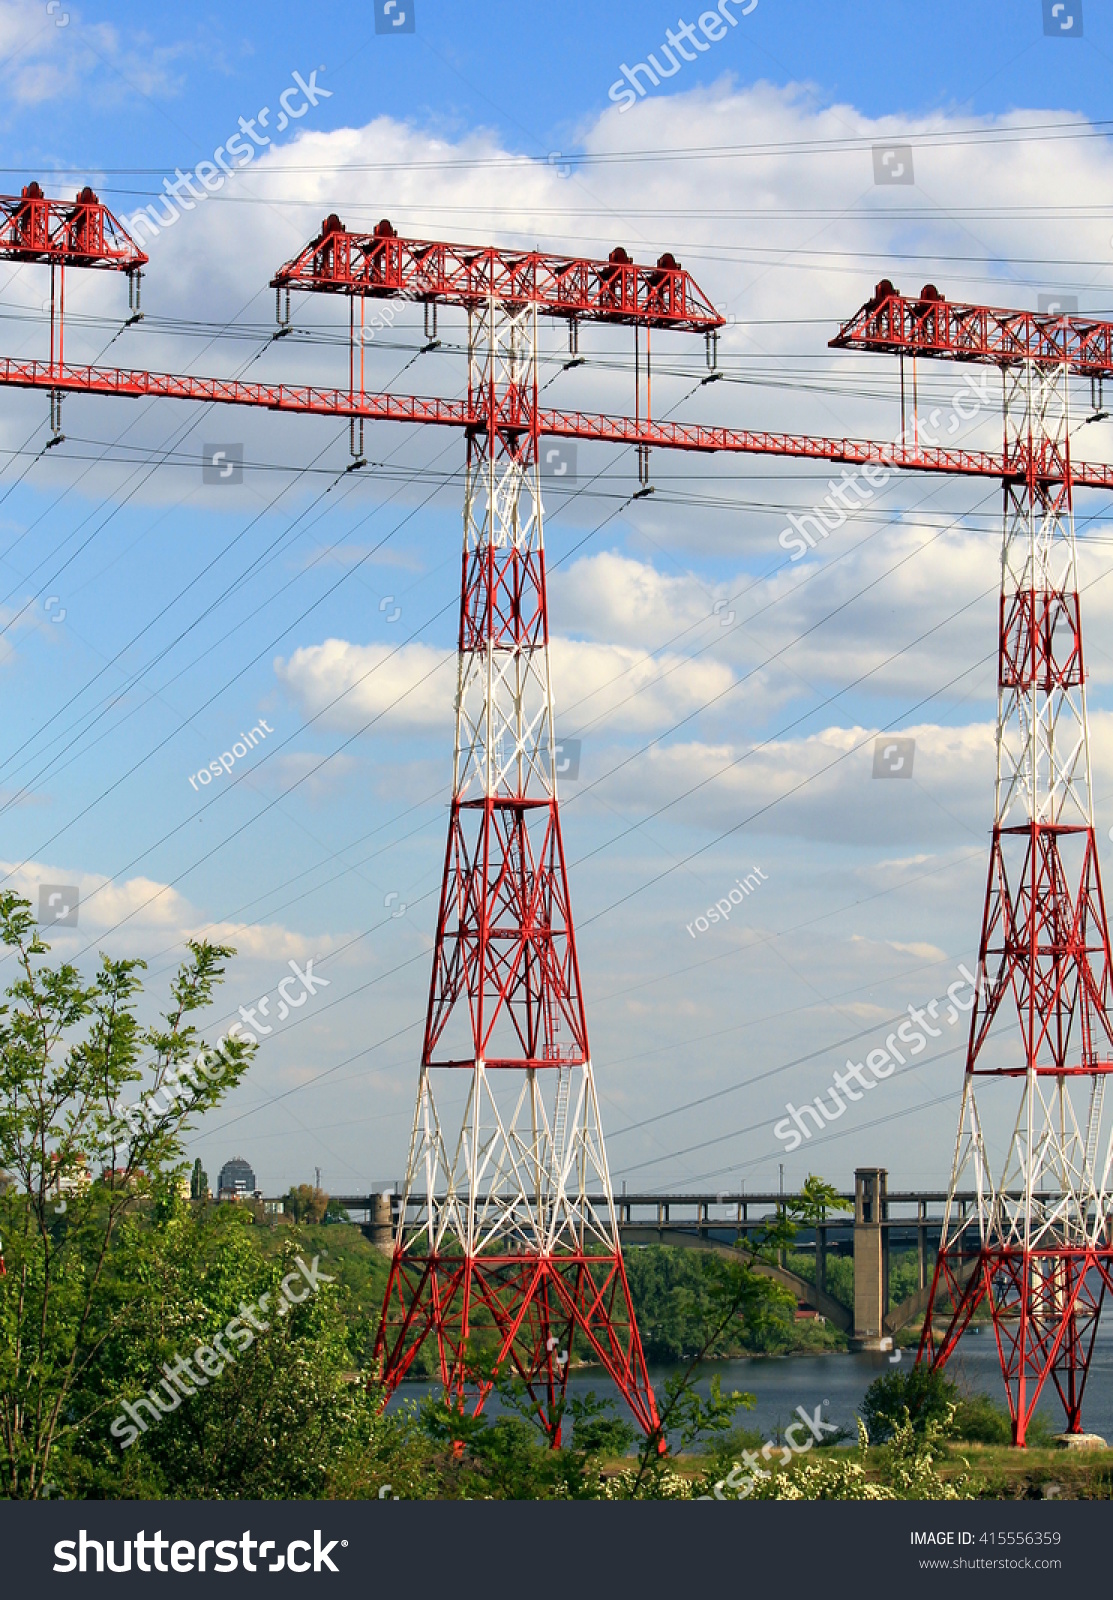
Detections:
585,718,997,844
274,638,455,732
0,856,340,963
0,1,191,112
550,549,716,651
274,631,736,737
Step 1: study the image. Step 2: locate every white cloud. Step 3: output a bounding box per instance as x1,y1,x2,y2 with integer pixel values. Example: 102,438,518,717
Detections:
850,933,949,964
552,636,734,733
0,856,338,963
274,638,454,732
588,718,996,843
0,2,190,110
274,630,736,738
550,550,715,650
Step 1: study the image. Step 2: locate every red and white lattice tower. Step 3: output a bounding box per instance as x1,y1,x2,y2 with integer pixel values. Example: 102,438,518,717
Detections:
377,292,655,1438
835,287,1113,1443
263,218,723,1441
923,357,1113,1441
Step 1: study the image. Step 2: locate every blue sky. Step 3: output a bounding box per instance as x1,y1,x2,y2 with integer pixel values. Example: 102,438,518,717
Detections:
0,0,1112,1202
5,0,1112,178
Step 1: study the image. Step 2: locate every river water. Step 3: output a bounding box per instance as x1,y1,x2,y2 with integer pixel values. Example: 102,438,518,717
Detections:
392,1319,1113,1444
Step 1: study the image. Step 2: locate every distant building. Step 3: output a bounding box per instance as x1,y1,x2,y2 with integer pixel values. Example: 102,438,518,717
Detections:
49,1152,91,1199
217,1156,257,1200
99,1167,145,1188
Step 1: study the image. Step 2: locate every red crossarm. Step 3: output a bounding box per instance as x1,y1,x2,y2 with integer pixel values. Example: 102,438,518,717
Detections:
270,215,723,332
0,184,147,271
832,278,1113,378
0,357,473,428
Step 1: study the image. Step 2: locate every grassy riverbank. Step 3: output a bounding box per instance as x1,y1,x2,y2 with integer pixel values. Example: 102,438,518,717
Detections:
666,1440,1113,1500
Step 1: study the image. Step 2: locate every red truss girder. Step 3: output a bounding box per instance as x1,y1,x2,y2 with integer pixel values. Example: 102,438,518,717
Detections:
8,355,1113,487
919,1247,1113,1443
539,406,1091,484
968,826,1113,1077
271,217,723,332
832,283,1113,378
377,1250,658,1442
1000,589,1083,690
423,799,587,1069
0,356,473,426
0,184,147,271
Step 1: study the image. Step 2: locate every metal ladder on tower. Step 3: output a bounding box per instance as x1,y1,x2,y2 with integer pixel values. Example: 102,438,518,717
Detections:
550,1065,571,1187
1084,1074,1106,1189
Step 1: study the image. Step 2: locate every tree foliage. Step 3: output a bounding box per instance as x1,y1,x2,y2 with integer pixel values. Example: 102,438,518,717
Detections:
0,895,252,1497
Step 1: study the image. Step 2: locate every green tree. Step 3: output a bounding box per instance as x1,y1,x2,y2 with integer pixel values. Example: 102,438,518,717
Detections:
283,1184,328,1224
72,1206,381,1500
619,1175,844,1497
0,894,252,1498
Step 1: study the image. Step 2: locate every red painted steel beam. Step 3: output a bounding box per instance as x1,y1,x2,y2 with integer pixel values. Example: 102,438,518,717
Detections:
270,216,723,333
832,279,1113,378
0,357,473,428
539,406,1015,479
0,184,147,271
5,356,1113,489
541,408,1113,488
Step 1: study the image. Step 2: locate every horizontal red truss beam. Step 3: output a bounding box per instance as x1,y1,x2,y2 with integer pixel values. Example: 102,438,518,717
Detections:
0,184,147,271
271,218,723,333
541,405,1019,478
0,357,472,427
6,356,1113,487
833,285,1113,378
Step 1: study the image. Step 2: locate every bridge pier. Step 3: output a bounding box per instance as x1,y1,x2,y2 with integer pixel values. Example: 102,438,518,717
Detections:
918,1200,928,1291
850,1167,891,1351
360,1192,393,1252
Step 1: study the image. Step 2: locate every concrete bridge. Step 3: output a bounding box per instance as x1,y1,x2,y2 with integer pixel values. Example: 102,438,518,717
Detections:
328,1167,971,1348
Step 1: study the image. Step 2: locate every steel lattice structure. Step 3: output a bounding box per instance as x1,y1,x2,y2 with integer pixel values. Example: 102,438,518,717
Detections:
270,214,722,331
275,228,708,1441
834,285,1113,1444
366,284,661,1440
0,182,147,272
5,191,1113,1442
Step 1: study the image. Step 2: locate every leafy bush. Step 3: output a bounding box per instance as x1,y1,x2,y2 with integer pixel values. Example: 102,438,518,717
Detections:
951,1393,1056,1447
952,1392,1012,1444
861,1365,959,1443
866,1371,1058,1449
744,1413,974,1500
